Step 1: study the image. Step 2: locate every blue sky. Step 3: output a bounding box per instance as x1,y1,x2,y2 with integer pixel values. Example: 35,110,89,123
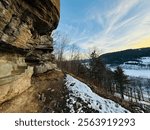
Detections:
56,0,150,54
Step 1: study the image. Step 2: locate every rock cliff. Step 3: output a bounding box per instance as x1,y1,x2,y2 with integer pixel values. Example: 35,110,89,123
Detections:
0,0,66,112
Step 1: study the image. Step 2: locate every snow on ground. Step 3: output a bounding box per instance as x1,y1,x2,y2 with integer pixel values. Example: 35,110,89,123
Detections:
110,67,150,78
65,74,130,113
109,57,150,78
110,66,150,79
123,69,150,78
122,57,150,78
114,93,150,105
140,57,150,65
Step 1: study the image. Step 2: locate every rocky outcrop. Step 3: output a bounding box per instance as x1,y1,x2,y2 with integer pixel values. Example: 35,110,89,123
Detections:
0,0,60,72
0,70,66,113
0,0,66,112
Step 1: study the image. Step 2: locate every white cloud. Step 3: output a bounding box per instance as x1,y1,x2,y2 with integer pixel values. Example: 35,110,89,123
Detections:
105,0,140,34
79,0,150,53
57,0,150,55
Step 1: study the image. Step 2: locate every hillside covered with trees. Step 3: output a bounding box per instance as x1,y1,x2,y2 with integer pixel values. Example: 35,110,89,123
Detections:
100,48,150,65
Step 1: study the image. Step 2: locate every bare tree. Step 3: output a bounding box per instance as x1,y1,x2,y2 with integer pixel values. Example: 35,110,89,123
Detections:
137,79,144,101
52,31,70,68
57,36,69,62
69,44,79,60
146,79,150,101
67,44,82,75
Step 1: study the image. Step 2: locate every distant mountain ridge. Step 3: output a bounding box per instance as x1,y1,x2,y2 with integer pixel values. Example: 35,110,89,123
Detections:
100,47,150,65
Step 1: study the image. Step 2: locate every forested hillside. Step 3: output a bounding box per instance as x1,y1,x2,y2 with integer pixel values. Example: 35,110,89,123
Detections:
100,48,150,65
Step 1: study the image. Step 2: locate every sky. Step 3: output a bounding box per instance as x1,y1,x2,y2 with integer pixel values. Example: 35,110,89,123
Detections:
56,0,150,54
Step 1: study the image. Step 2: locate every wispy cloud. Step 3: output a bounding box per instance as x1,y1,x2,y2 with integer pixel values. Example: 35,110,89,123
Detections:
79,0,150,53
58,0,150,54
104,0,140,34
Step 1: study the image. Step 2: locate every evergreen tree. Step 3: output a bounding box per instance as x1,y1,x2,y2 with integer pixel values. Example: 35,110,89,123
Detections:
89,50,106,86
114,67,129,99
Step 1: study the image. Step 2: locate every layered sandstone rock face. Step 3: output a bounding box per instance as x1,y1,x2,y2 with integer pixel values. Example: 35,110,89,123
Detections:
0,0,66,112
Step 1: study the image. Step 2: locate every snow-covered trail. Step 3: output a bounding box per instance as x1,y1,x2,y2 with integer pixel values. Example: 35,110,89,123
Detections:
65,74,130,113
